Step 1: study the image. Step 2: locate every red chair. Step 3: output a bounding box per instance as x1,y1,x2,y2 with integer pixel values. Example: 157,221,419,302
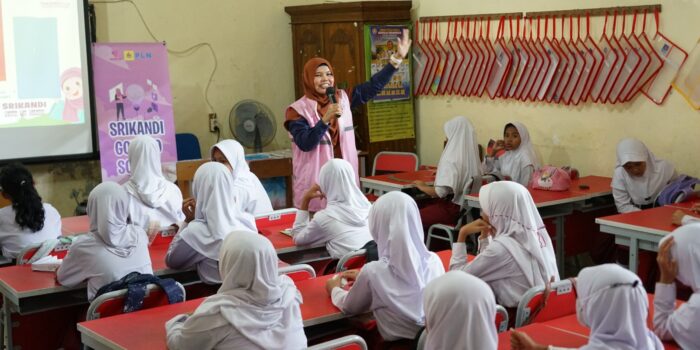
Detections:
335,249,367,273
279,264,316,282
16,236,79,265
372,151,419,176
308,335,368,350
514,279,577,327
86,282,186,321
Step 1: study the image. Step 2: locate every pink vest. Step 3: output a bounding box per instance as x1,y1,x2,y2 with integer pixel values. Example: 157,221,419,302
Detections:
288,90,359,211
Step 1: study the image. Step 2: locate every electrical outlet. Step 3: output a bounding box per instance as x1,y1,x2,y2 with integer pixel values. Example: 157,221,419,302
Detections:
209,113,218,132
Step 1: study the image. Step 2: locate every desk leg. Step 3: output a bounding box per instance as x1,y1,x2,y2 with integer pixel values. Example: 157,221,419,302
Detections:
629,238,639,274
1,296,9,350
555,216,565,278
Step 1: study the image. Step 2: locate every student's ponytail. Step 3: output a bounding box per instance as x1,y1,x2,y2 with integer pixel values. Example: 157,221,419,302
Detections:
0,164,45,232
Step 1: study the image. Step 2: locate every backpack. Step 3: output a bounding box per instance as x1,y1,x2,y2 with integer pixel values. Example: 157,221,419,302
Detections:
529,166,572,191
94,272,184,313
656,175,700,206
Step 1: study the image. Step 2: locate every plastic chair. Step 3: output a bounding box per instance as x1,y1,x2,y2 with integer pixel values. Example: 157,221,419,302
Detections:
86,282,186,321
308,335,368,350
175,133,202,161
279,264,316,282
514,279,577,327
335,249,367,273
16,237,76,265
372,151,419,175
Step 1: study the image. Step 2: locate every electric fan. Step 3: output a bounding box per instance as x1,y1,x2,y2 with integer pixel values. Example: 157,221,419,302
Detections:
228,100,276,153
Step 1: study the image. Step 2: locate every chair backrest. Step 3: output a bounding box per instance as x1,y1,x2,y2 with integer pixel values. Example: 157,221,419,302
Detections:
335,249,367,273
86,282,186,321
175,133,202,161
372,151,419,176
495,304,509,333
308,335,368,350
16,238,74,265
515,279,577,327
175,159,207,197
279,264,316,282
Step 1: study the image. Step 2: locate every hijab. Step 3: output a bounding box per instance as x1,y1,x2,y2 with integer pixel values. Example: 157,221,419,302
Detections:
480,181,559,285
179,162,257,260
87,182,142,258
423,271,498,350
612,138,675,206
302,57,340,105
498,122,540,182
434,116,483,204
318,159,370,226
367,191,444,324
124,135,170,208
576,264,663,350
179,232,306,349
60,67,84,121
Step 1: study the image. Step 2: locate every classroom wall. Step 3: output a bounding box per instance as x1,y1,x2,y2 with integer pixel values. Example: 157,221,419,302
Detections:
411,0,700,178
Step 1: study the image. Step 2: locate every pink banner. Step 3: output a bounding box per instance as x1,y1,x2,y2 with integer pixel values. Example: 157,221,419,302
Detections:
91,43,177,183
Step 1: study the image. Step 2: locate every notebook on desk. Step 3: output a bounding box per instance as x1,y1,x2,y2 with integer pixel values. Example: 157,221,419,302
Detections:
280,228,293,237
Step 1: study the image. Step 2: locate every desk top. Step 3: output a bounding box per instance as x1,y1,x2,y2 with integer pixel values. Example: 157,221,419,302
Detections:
360,170,435,189
61,215,89,235
569,175,613,197
497,322,589,349
595,206,680,236
78,274,341,350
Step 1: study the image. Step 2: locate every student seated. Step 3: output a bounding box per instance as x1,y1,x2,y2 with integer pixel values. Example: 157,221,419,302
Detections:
414,116,482,232
123,135,185,233
612,138,676,213
291,159,372,259
165,232,306,350
210,139,273,215
511,264,663,350
450,181,559,309
654,223,700,349
166,162,256,284
483,122,540,186
56,182,152,300
0,163,61,259
423,270,498,349
325,191,444,342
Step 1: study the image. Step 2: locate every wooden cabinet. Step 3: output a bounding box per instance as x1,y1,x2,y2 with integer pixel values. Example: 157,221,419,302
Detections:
285,1,415,173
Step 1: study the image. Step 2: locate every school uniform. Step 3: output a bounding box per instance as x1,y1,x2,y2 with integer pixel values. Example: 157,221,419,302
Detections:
419,116,482,231
291,159,372,259
612,138,677,213
166,232,306,350
211,140,273,215
653,223,700,349
56,183,152,300
330,192,444,341
123,135,185,231
450,181,559,308
423,271,498,349
165,162,257,284
483,122,540,186
0,203,61,259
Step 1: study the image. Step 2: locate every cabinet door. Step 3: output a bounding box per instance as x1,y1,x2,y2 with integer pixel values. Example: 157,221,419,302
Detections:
292,24,323,98
322,22,362,92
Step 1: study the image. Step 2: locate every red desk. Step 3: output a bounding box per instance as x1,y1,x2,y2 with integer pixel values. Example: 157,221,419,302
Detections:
435,249,474,270
497,322,589,349
61,215,89,235
256,209,329,264
360,170,435,195
77,274,342,350
595,206,679,273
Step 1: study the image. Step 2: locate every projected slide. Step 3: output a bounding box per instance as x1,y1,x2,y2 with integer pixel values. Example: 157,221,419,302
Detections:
0,0,87,128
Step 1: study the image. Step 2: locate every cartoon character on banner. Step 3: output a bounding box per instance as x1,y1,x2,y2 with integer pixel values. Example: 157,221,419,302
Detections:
114,87,127,120
49,67,85,123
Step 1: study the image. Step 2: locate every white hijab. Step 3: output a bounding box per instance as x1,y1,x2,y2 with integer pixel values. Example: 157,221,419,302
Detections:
612,138,675,206
318,159,370,226
576,264,663,350
87,182,142,258
123,135,170,208
434,116,483,204
659,223,700,349
423,271,497,350
179,232,306,350
367,191,445,324
480,181,559,285
498,122,540,181
211,140,272,212
179,162,257,260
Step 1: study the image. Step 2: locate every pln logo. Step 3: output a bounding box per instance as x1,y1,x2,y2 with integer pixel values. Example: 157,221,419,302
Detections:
123,50,153,61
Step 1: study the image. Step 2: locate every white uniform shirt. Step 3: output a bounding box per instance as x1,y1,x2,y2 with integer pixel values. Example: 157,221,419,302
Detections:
0,203,61,258
291,210,372,259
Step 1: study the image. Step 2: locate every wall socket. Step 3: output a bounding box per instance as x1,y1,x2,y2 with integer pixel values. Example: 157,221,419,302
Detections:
208,113,219,132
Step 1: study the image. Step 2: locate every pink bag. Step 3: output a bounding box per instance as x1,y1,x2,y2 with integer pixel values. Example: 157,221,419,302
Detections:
530,166,572,191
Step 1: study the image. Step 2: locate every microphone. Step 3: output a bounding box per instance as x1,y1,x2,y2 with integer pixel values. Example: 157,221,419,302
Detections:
325,87,337,104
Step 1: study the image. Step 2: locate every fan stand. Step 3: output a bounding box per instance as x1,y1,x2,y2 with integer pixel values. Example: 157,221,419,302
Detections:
254,126,263,153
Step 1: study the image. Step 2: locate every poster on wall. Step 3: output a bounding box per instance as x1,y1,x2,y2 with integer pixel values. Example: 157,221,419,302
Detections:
91,42,177,183
368,25,411,102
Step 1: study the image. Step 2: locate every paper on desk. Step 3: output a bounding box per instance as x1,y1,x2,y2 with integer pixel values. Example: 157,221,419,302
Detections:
31,255,63,272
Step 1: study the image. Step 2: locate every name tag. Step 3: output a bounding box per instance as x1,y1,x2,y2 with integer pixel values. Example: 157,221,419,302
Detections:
343,125,354,132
